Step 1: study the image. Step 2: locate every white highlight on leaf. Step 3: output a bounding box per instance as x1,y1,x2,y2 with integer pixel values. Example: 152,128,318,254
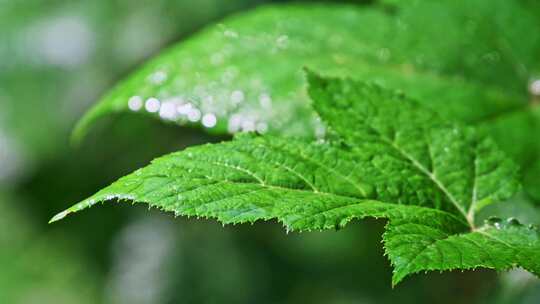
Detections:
228,114,242,133
177,103,192,115
128,96,144,111
159,101,178,120
530,79,540,96
145,98,161,113
187,108,202,122
241,120,256,132
230,90,245,104
202,113,217,128
149,70,168,85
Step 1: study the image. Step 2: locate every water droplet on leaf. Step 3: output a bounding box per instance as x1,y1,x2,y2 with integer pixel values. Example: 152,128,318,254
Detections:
187,108,202,122
485,216,502,228
529,79,540,96
506,217,520,226
128,96,143,111
231,90,245,104
145,97,160,113
148,70,168,85
202,113,217,128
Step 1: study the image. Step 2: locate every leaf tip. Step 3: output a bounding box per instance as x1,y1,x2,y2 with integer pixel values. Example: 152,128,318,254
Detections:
70,113,96,147
70,129,84,147
390,268,409,287
70,99,114,146
49,210,70,224
391,276,403,288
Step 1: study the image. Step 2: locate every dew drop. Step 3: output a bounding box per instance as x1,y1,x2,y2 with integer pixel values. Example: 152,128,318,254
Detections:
187,108,202,122
128,96,143,111
485,216,502,229
202,113,217,128
159,101,178,120
148,70,168,85
228,114,242,133
529,79,540,96
177,103,193,115
506,217,520,226
241,120,256,132
276,35,289,49
145,97,161,113
231,90,245,104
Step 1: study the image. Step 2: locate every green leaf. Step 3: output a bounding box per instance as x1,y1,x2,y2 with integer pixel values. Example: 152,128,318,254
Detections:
385,216,540,285
53,74,537,284
72,0,540,142
51,134,435,227
70,0,540,202
307,71,520,227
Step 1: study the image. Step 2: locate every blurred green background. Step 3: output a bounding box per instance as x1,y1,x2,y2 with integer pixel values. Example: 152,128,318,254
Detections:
1,1,539,303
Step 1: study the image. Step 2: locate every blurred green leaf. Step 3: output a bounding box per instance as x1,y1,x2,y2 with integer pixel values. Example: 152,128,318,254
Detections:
481,106,540,203
74,0,540,139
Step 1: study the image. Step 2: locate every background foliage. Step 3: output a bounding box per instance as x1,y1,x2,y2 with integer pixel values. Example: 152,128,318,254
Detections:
1,0,539,303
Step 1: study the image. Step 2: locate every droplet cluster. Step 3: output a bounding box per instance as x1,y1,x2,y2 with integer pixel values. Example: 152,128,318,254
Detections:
483,216,534,230
118,19,333,137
